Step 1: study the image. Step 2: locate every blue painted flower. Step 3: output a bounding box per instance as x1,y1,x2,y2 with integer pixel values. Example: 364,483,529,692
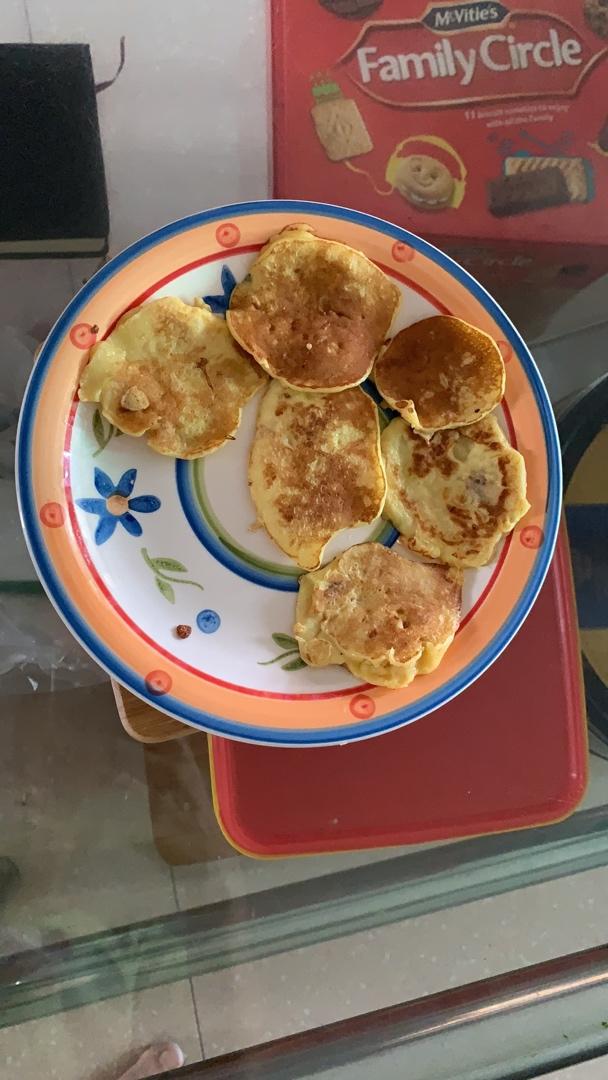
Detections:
202,265,237,316
76,468,161,545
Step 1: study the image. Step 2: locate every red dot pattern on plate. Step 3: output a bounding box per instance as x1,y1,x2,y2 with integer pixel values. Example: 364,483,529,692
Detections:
497,340,512,363
391,241,414,263
145,670,172,696
520,525,544,549
350,693,375,719
216,223,240,248
39,501,64,528
69,323,98,350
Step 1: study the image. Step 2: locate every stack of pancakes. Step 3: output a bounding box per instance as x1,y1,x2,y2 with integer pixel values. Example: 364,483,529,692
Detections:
79,224,529,690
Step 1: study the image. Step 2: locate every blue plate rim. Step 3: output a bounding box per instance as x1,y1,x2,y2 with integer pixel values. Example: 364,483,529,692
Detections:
15,198,562,747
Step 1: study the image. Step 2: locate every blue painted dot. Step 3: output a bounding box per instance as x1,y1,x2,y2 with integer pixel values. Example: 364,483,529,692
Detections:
197,608,221,634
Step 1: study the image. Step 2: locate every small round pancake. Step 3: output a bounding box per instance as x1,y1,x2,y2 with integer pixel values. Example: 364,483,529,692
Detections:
381,415,529,568
249,382,386,572
374,316,505,437
294,542,462,689
79,297,266,459
227,224,400,392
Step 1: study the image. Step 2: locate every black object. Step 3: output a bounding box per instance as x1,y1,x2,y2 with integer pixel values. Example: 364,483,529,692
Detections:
0,43,109,257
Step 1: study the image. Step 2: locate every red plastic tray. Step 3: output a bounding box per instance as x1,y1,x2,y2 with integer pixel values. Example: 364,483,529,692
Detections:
209,532,587,857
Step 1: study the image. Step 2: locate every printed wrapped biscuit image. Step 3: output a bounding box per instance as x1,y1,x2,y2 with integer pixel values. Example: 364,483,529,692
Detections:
504,156,591,203
488,169,571,217
585,0,608,39
310,78,373,162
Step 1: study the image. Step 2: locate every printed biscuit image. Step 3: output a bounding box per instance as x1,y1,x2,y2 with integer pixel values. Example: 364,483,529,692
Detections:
504,156,591,203
385,135,467,211
584,0,608,39
393,155,455,211
310,76,373,162
488,168,571,217
318,0,383,17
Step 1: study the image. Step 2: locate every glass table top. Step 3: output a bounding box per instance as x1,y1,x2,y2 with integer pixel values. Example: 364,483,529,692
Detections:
1,2,608,1077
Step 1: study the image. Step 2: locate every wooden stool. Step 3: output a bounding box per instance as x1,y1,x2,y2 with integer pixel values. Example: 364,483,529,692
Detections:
112,682,192,743
113,682,234,864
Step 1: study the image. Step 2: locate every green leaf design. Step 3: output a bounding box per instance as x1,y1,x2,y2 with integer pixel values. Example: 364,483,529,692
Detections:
281,656,306,671
141,548,204,596
155,576,175,604
258,649,298,666
92,408,106,450
91,407,119,456
258,632,303,670
272,632,298,650
152,557,188,573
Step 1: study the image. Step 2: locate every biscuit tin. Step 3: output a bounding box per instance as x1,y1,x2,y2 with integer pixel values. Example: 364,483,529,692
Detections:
271,0,608,293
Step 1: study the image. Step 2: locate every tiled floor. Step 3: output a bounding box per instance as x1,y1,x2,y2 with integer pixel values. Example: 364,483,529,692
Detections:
0,666,607,1077
172,834,406,911
0,683,175,950
191,864,608,1055
2,859,608,1076
553,1066,608,1079
0,982,202,1080
1,677,607,1076
2,997,606,1080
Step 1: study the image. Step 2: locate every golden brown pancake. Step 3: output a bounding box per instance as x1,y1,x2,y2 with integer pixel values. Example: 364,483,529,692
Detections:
294,542,462,689
227,224,400,392
374,316,505,437
79,297,266,459
249,382,386,571
381,415,529,568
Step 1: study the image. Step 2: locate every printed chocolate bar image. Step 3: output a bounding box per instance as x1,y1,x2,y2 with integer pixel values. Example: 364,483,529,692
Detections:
504,155,591,203
488,168,570,217
584,0,608,39
310,78,373,161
